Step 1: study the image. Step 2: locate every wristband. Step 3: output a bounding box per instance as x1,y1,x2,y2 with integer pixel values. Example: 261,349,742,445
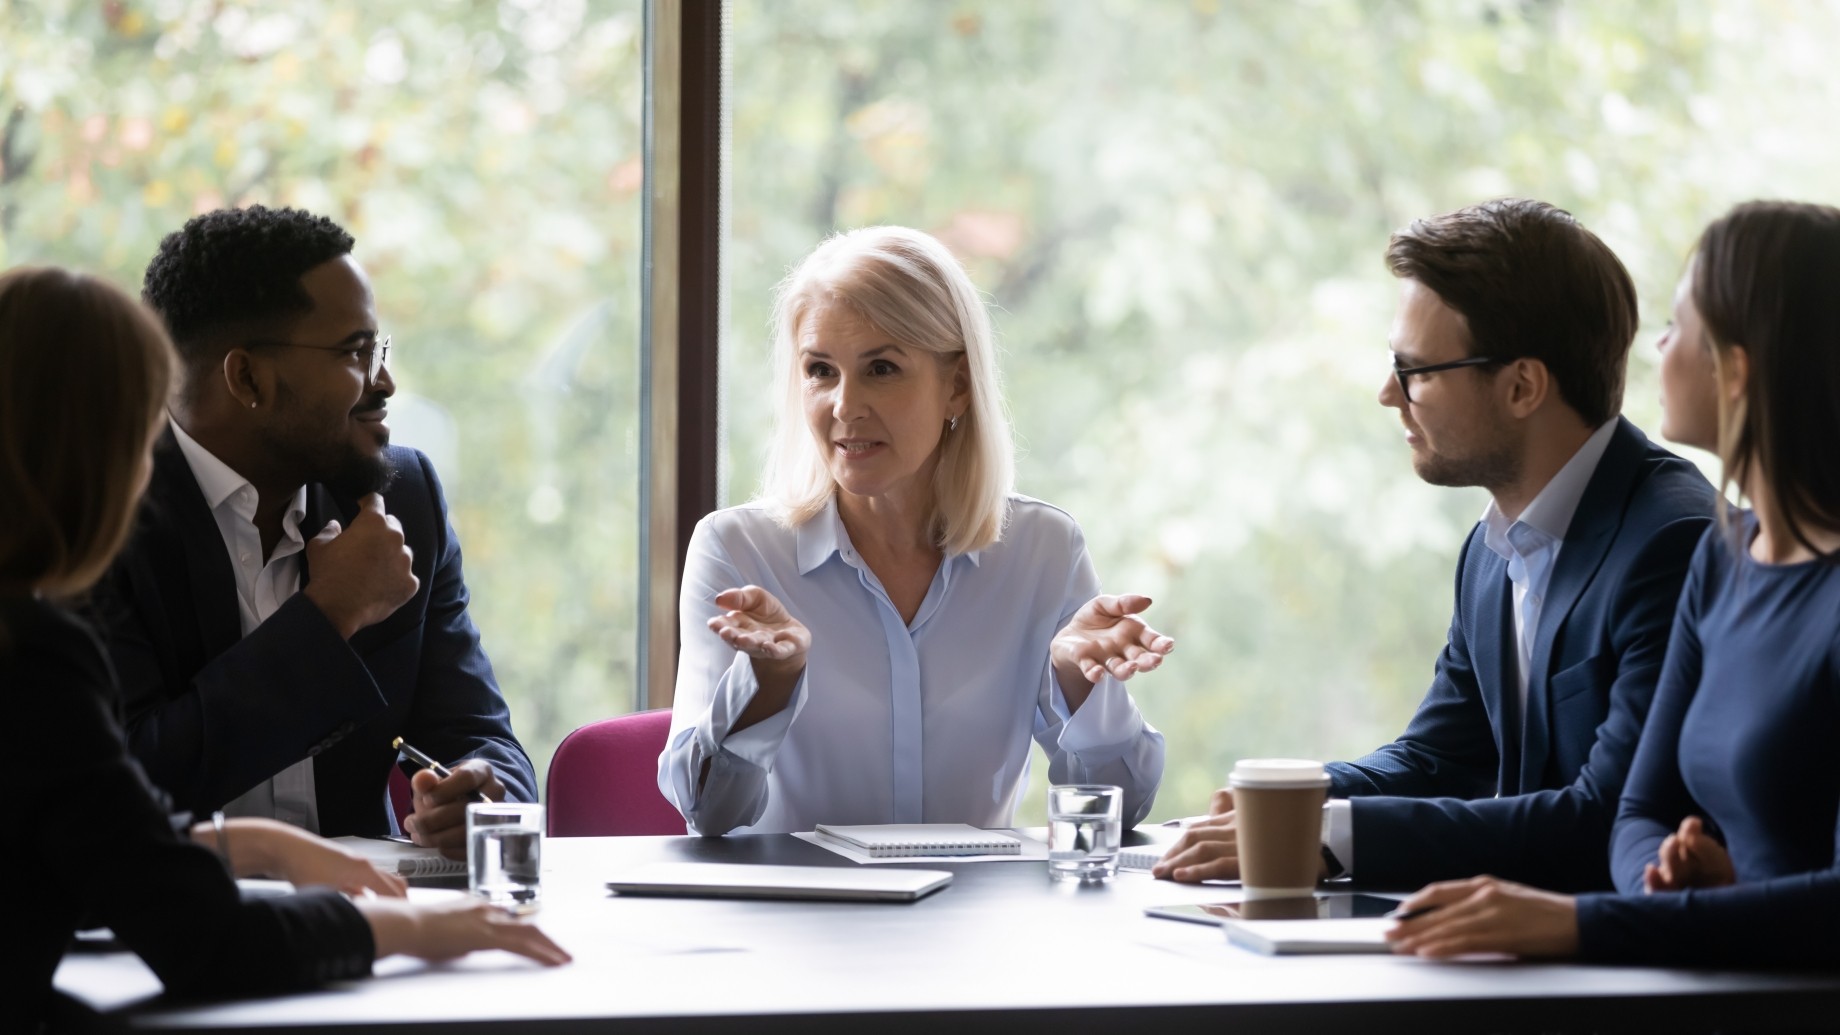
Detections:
212,810,231,870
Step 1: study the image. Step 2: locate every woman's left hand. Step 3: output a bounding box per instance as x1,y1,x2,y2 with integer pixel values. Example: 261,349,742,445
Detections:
1385,875,1578,960
227,818,409,897
1051,594,1174,694
1644,815,1736,893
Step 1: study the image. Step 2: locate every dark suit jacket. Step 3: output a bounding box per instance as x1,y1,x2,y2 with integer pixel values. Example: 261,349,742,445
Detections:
6,595,372,1032
1327,418,1717,891
90,429,537,836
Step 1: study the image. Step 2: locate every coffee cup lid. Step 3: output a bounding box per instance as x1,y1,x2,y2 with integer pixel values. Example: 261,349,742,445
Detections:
1228,758,1330,788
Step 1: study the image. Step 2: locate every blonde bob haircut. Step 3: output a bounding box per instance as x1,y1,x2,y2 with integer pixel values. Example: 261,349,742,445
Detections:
0,267,175,602
761,226,1015,554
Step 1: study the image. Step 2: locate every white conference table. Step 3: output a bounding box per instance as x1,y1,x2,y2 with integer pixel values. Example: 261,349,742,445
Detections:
56,831,1840,1034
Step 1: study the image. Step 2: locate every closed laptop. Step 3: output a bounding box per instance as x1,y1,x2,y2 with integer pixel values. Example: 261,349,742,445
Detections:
606,862,952,902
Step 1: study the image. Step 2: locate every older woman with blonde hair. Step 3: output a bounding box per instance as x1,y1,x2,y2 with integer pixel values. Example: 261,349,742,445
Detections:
659,226,1171,836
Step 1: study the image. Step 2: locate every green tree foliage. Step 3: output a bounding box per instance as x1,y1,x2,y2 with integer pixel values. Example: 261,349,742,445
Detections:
8,0,1838,821
724,0,1840,820
2,0,647,786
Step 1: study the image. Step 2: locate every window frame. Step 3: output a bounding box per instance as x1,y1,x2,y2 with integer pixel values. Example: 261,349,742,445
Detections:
640,0,725,711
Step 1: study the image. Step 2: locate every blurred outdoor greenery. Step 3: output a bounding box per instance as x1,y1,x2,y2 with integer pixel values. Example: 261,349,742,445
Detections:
5,0,1836,822
721,0,1840,823
2,0,647,790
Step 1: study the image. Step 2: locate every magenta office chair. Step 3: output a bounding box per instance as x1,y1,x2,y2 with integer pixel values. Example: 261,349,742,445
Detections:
545,709,688,836
388,765,413,832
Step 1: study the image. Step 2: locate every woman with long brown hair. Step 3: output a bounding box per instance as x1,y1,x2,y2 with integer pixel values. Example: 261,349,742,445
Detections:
2,267,568,1032
1382,201,1840,966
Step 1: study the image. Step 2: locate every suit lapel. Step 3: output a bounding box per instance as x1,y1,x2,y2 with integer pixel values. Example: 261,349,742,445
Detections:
146,429,243,660
1458,529,1524,794
298,483,351,589
1518,417,1644,789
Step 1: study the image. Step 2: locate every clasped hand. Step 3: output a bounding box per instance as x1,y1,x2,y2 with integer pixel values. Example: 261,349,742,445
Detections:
1644,815,1735,892
1050,594,1174,700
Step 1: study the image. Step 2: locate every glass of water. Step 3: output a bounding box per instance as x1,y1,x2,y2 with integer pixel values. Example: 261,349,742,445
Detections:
466,802,544,912
1047,784,1123,883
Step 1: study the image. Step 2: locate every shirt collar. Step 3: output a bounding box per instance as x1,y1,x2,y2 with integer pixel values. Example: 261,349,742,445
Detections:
168,416,308,533
796,496,849,575
1481,418,1618,556
793,494,985,575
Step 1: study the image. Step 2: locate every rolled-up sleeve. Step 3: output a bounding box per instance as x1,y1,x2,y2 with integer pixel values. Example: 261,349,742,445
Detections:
658,520,810,835
1033,526,1165,827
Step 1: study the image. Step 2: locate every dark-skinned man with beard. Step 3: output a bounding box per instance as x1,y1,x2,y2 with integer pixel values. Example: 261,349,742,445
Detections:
92,206,536,858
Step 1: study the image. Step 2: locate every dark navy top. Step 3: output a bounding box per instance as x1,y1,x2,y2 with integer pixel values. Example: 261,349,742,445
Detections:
1577,518,1840,966
5,595,373,1030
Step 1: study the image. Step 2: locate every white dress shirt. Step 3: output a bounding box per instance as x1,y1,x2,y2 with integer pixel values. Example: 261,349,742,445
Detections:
170,418,321,832
1324,419,1618,875
658,495,1166,836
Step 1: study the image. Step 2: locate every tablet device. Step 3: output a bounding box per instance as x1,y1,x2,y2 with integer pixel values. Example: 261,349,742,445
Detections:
606,862,953,903
1145,893,1401,926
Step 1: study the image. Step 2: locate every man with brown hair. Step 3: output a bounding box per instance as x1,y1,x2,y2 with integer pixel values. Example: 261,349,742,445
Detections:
1159,199,1718,892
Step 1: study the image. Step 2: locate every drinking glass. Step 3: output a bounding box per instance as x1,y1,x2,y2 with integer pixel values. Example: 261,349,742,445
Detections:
466,802,544,912
1047,784,1123,883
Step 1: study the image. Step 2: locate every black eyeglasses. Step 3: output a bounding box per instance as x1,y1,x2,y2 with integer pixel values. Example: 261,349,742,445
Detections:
248,334,391,387
1391,352,1506,403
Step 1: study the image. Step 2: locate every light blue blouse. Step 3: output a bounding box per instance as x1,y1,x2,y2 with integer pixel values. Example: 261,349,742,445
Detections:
657,495,1166,836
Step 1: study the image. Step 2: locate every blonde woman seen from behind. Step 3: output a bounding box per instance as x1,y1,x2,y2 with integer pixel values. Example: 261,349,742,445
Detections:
658,226,1171,836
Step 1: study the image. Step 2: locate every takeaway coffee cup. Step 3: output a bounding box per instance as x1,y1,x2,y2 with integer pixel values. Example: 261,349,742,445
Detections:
1228,758,1331,899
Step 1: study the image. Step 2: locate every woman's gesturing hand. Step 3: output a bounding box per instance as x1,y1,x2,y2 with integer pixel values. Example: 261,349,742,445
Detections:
1644,815,1737,893
708,585,811,668
357,897,572,967
1050,594,1175,698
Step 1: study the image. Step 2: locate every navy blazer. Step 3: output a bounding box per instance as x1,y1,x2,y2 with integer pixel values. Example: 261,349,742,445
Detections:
90,429,537,836
1328,418,1717,892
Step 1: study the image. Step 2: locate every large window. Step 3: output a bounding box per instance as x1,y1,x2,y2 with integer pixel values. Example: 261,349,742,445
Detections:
3,0,647,782
723,0,1840,821
11,0,1840,822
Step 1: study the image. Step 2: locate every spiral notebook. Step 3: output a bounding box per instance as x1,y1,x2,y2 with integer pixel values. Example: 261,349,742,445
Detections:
331,835,467,877
813,823,1022,858
1117,844,1171,871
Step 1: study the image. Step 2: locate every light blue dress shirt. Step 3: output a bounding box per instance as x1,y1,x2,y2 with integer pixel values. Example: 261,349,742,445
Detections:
1478,418,1618,714
658,494,1165,836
